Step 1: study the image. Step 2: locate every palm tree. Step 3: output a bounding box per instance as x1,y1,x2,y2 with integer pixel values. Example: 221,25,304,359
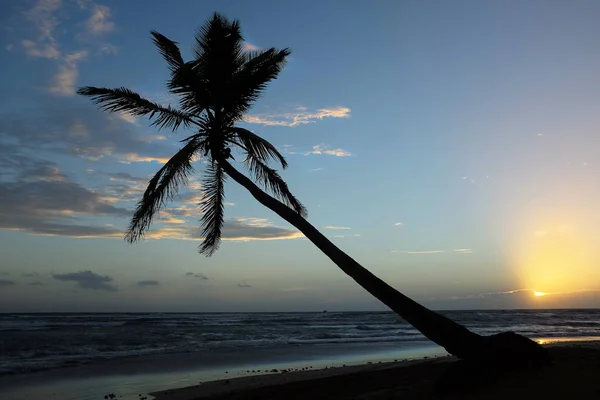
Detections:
78,13,545,363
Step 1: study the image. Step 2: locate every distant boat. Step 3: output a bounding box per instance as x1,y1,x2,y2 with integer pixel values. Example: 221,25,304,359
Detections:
322,310,327,313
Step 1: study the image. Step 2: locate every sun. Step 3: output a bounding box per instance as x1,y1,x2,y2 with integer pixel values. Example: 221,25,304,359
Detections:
533,291,547,297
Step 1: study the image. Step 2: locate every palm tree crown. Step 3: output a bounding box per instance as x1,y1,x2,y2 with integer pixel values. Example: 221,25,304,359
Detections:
78,12,306,255
80,12,548,366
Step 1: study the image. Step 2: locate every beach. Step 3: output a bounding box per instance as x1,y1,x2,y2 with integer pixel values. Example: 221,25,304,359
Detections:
151,340,600,400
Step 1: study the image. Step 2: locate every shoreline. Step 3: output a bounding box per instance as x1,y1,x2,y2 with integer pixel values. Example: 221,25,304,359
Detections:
1,337,598,400
150,339,600,400
150,356,455,400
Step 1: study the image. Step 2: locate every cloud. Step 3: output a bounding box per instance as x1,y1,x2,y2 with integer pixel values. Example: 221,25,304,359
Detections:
185,272,209,280
99,43,118,55
22,272,40,278
394,222,404,226
52,270,117,291
309,168,324,172
333,233,361,239
0,279,16,287
0,102,175,168
108,172,148,184
21,39,60,59
282,144,351,157
244,106,350,127
147,217,304,242
304,145,351,157
0,154,130,238
404,250,445,254
21,0,62,59
83,4,115,35
237,281,252,288
243,41,260,51
453,248,473,254
28,281,43,286
324,226,351,230
435,288,600,309
119,153,171,164
137,280,159,287
392,248,473,255
18,0,116,96
49,50,88,96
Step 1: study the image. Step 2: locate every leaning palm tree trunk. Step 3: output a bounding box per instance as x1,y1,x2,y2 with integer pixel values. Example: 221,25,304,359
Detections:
220,160,486,358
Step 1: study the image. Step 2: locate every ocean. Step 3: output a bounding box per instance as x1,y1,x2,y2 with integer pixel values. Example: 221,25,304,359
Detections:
1,309,599,399
2,309,600,375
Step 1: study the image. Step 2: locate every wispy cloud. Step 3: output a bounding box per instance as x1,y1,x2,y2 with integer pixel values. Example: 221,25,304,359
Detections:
83,3,115,35
324,226,351,230
405,250,444,254
309,168,325,172
453,248,473,254
244,106,350,127
333,233,361,239
450,288,600,301
49,50,88,96
145,217,304,242
392,248,473,255
393,222,404,226
305,145,351,157
283,144,351,157
237,281,252,288
21,39,60,59
19,0,116,96
243,41,260,51
22,0,62,59
185,272,209,280
119,153,171,164
219,218,304,242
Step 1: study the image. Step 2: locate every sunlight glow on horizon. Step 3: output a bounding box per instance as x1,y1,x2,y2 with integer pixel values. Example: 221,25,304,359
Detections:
509,197,598,298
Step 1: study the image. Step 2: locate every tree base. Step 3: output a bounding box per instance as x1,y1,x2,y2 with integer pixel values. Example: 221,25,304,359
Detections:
478,331,548,363
435,331,549,394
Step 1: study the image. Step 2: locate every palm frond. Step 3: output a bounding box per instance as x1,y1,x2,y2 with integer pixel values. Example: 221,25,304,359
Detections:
168,61,212,116
151,31,184,73
193,13,244,65
198,161,226,256
246,157,307,217
125,139,201,242
225,48,290,120
77,86,197,131
230,127,287,168
191,13,246,112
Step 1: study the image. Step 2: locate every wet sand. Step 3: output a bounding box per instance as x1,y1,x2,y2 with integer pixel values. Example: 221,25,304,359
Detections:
151,340,600,399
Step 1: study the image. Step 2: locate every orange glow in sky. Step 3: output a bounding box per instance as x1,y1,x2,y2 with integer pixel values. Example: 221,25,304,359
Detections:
512,208,596,296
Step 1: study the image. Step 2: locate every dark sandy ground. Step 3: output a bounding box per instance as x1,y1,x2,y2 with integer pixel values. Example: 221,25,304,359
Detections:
151,341,600,400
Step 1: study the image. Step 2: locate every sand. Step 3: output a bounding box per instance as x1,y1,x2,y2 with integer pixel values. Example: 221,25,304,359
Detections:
150,340,600,400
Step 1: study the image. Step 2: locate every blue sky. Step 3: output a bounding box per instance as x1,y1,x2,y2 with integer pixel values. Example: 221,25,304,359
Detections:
1,0,600,312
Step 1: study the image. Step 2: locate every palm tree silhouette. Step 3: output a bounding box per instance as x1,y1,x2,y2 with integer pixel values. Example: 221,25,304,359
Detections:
78,12,545,363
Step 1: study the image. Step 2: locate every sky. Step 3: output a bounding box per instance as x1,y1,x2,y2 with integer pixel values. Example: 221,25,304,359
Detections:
1,0,600,312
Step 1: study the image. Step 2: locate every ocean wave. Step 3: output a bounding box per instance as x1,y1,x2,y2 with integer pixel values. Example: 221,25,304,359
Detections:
2,310,600,376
